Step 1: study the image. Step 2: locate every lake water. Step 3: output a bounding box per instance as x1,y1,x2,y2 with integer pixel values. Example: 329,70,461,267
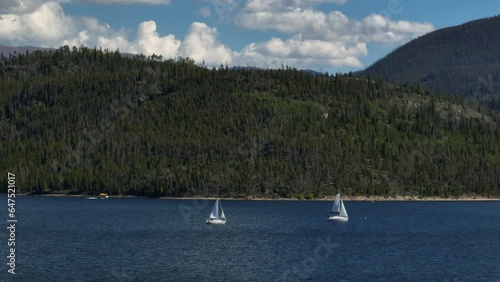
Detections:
1,196,499,281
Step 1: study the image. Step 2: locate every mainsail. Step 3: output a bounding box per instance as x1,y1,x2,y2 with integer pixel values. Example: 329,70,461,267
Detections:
327,192,348,222
209,199,219,219
206,199,227,224
331,192,341,214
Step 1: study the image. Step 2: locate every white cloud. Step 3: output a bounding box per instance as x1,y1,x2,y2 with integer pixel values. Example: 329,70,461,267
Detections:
0,0,436,71
63,20,183,58
0,0,377,69
360,14,434,43
229,2,434,69
0,1,229,66
0,1,74,46
234,35,367,68
237,7,434,44
179,22,232,66
135,20,181,58
95,33,133,52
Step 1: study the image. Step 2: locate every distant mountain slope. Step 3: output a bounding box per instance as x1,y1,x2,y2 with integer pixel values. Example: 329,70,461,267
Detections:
361,15,500,108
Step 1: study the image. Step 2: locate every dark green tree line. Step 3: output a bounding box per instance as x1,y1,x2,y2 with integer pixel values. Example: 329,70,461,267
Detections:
0,46,499,198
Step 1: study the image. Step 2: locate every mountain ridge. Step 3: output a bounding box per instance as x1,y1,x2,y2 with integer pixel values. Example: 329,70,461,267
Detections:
361,14,500,107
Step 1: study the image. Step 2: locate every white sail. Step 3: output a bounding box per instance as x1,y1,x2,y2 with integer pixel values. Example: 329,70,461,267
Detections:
331,192,341,213
209,199,219,219
220,208,226,220
327,192,348,222
219,200,226,220
206,199,227,224
340,200,348,218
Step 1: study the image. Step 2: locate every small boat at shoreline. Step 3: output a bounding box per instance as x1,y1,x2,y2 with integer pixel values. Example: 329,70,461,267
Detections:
85,193,109,200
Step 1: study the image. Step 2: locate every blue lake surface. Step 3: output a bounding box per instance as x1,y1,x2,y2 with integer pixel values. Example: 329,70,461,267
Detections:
1,196,499,281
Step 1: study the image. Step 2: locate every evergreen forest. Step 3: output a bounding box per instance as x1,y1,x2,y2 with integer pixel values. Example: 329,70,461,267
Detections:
0,46,499,198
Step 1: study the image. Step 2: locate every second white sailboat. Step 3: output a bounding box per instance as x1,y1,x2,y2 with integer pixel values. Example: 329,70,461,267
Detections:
206,199,227,225
327,192,348,223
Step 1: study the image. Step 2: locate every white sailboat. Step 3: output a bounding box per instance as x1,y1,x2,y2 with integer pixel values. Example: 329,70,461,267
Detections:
327,192,348,223
206,199,226,225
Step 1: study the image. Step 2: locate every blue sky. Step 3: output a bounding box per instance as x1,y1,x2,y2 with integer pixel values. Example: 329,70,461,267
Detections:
0,0,499,73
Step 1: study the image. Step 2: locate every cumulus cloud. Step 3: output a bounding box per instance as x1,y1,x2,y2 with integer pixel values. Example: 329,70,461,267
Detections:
214,0,432,69
179,22,232,65
63,19,183,58
237,6,434,44
135,21,181,57
0,2,75,46
0,0,233,66
0,0,435,70
0,1,222,64
234,35,367,68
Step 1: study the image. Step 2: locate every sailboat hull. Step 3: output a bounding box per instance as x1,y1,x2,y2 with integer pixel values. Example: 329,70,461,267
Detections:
206,219,226,225
327,216,348,223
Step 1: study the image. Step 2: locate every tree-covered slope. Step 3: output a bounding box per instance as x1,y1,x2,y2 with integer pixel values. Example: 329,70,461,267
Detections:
1,46,499,198
361,15,500,108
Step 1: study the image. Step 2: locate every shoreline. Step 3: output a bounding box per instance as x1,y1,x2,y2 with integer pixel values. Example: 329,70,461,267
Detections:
162,195,500,201
14,193,500,201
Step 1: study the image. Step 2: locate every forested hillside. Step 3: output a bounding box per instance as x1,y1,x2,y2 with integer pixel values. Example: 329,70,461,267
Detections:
1,46,499,198
362,15,500,108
